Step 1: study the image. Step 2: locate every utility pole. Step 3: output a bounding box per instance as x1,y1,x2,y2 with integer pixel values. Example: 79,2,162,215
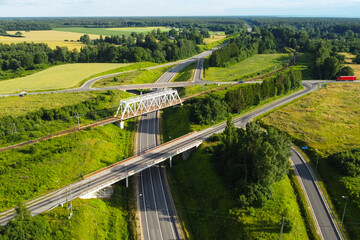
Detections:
341,196,348,227
12,123,17,134
66,187,73,220
279,217,285,240
77,112,80,130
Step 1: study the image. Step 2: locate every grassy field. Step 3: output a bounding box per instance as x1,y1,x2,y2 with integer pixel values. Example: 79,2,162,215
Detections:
204,53,290,82
172,61,197,82
0,121,135,211
41,183,134,240
260,83,360,239
0,63,131,94
203,31,227,44
261,83,360,156
339,52,356,63
54,27,169,36
93,65,172,87
0,30,99,50
0,92,95,118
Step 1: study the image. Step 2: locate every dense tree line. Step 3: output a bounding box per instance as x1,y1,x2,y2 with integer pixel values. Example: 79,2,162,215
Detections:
211,121,291,207
189,67,302,125
329,148,360,177
207,29,276,67
0,17,246,33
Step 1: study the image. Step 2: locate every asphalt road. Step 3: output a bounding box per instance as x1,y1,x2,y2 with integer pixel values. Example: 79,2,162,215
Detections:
137,112,180,240
291,149,341,240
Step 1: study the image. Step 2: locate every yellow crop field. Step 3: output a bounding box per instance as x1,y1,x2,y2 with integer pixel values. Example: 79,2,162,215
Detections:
203,34,227,44
0,30,100,50
0,63,131,94
345,64,360,78
105,27,167,31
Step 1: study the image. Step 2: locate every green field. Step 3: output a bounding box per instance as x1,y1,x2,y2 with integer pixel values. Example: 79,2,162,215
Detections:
0,92,94,118
204,53,290,82
93,65,173,87
54,27,170,37
0,121,135,211
172,61,197,82
0,63,131,94
260,83,360,239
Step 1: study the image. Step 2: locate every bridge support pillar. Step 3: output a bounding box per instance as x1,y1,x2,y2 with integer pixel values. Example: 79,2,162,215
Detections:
169,156,172,168
126,176,129,188
140,89,143,95
119,121,124,129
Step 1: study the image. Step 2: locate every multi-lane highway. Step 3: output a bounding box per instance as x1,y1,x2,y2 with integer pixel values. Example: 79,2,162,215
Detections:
137,112,180,240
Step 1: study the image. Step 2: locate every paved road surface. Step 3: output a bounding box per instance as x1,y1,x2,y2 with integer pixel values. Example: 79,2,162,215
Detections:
291,149,341,240
138,112,180,240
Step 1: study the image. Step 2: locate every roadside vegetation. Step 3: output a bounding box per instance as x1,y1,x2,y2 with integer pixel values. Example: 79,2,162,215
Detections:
164,120,310,239
0,63,131,94
0,185,134,240
204,53,290,82
260,83,360,239
0,121,135,212
172,61,197,82
0,90,133,147
93,65,172,87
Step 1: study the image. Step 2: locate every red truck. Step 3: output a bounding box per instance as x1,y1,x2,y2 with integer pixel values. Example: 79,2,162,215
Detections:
337,76,356,81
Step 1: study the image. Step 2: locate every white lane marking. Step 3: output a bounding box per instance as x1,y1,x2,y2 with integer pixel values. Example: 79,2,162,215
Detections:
157,166,177,239
147,113,164,240
139,117,151,240
152,110,177,239
149,167,164,240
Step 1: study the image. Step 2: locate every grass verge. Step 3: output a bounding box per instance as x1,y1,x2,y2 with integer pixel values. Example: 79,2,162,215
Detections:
172,61,197,82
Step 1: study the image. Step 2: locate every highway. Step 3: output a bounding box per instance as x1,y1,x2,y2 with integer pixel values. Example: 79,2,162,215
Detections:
0,83,319,222
137,112,180,240
291,149,341,240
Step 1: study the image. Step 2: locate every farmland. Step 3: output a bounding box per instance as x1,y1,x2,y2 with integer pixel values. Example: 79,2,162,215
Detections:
0,30,99,50
204,53,290,82
345,63,360,78
53,27,169,36
203,31,227,44
0,63,131,94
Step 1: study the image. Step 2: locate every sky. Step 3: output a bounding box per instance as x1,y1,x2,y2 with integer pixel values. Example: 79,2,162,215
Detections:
1,0,360,18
